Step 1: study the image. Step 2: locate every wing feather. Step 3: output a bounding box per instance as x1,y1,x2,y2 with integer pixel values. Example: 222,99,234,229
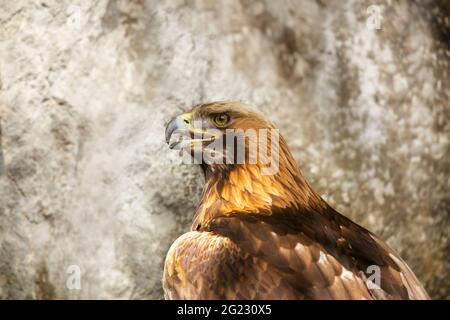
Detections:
164,208,429,299
163,231,299,299
204,211,429,300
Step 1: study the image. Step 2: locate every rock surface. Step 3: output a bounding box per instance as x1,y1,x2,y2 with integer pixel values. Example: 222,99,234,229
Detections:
0,0,448,299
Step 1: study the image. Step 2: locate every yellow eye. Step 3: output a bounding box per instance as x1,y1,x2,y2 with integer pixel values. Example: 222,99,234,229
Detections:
212,114,230,126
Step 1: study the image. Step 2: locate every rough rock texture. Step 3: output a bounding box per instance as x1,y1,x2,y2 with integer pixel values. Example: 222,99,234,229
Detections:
0,0,448,299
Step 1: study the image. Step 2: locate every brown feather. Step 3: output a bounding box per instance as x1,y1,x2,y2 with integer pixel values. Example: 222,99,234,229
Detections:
164,102,429,300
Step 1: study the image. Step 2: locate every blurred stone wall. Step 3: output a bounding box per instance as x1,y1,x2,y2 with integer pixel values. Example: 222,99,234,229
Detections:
0,0,448,299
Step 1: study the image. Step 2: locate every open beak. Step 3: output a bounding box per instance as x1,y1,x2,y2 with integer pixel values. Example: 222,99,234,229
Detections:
165,113,217,150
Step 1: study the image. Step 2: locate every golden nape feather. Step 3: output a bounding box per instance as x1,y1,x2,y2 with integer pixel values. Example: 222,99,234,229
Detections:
163,101,430,300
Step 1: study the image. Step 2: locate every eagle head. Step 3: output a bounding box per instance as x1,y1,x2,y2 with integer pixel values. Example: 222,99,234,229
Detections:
165,101,280,175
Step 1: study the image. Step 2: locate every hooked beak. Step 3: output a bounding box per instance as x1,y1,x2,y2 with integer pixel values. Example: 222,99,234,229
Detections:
165,113,217,150
165,113,192,149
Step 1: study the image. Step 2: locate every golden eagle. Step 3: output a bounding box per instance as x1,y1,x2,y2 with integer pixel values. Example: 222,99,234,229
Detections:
163,101,429,300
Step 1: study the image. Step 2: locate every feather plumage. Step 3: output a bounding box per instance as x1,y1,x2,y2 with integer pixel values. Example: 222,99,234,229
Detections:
163,102,429,300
